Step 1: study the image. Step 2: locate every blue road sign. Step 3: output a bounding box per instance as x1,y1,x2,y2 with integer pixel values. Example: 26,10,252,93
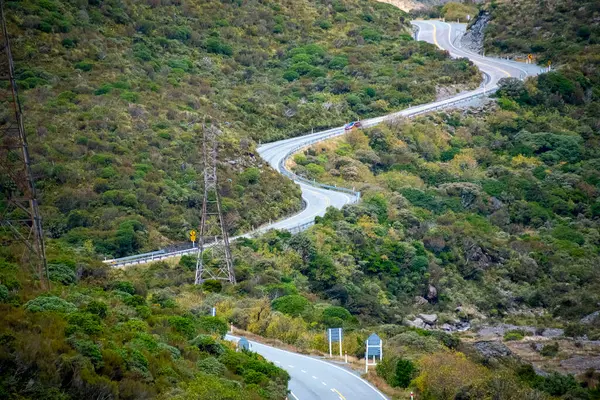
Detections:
238,337,250,351
366,333,382,358
328,328,342,343
367,333,381,345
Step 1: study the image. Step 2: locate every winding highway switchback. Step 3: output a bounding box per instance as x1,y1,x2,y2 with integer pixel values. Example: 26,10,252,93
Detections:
255,19,542,232
105,20,542,268
104,17,545,400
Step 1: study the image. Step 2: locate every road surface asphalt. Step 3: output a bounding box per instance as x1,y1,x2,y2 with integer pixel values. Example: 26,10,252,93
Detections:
107,20,542,268
226,334,387,400
256,19,542,232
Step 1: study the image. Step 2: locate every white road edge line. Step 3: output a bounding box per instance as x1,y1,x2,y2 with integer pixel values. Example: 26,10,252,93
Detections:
290,391,300,400
227,335,387,399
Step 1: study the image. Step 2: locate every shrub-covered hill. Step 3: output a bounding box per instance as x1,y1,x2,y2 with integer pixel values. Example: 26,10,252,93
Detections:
0,257,290,399
483,0,599,81
6,0,480,258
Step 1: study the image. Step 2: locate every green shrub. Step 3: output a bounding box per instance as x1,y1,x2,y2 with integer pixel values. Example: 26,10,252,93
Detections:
552,225,585,246
283,70,299,81
48,263,77,285
394,358,416,388
540,342,559,357
74,61,93,71
120,91,139,103
198,316,228,338
504,330,525,341
239,167,260,185
66,312,103,335
190,334,225,355
25,296,77,313
328,56,348,70
0,284,9,302
203,280,222,293
169,316,196,339
94,84,112,95
61,38,77,48
197,356,226,375
205,38,233,56
271,295,310,317
70,338,103,368
86,300,108,318
113,281,136,295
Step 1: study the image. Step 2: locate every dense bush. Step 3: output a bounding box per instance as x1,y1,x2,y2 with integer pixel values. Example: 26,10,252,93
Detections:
271,295,310,317
24,296,77,313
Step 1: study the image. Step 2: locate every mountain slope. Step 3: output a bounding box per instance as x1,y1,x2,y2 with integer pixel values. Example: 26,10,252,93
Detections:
5,0,480,259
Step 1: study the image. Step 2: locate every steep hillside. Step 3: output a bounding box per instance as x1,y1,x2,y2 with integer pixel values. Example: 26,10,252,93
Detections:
5,0,480,258
483,0,600,76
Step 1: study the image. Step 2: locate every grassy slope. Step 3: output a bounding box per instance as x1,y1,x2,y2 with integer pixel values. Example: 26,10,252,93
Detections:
5,0,480,259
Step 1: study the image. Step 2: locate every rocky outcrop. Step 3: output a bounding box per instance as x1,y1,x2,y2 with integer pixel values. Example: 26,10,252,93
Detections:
461,11,490,54
473,341,513,360
580,311,600,325
419,313,438,324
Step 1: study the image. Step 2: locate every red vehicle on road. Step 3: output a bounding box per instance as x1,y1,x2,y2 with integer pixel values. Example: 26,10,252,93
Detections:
344,121,362,131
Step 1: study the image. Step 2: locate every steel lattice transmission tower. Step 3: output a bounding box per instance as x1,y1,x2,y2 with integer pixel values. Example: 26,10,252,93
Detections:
194,124,236,285
0,1,49,289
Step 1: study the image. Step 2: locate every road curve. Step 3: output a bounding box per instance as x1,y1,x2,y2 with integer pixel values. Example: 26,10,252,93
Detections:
226,334,387,400
106,20,543,267
256,19,542,230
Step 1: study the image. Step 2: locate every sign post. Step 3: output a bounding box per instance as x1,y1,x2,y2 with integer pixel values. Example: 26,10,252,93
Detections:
365,333,383,372
527,54,533,64
189,230,197,248
327,328,343,358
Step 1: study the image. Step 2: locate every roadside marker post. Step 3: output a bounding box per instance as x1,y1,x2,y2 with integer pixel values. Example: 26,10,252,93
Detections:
365,333,383,372
327,328,343,358
410,392,415,400
211,307,216,317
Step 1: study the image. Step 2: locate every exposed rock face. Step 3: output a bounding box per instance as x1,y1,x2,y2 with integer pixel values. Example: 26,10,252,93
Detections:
541,328,564,338
426,285,438,302
461,11,490,54
580,311,600,325
473,341,513,360
419,313,438,325
414,296,429,306
406,318,426,329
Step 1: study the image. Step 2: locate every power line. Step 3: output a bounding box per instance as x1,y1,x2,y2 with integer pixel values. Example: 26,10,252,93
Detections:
0,0,49,289
194,123,235,285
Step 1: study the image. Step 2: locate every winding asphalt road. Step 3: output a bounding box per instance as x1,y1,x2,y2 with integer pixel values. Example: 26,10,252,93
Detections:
254,20,542,231
226,334,387,400
106,20,542,267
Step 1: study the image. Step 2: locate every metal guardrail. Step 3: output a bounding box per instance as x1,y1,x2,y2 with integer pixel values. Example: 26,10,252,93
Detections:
105,90,497,267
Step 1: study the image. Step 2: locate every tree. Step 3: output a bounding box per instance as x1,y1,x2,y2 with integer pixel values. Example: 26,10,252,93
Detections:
413,352,489,400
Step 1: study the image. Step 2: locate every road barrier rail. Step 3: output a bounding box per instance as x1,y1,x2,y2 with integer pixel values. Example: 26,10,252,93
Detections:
104,88,498,267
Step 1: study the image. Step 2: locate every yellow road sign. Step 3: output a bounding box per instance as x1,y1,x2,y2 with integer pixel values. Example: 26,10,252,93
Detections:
190,230,196,241
528,54,533,60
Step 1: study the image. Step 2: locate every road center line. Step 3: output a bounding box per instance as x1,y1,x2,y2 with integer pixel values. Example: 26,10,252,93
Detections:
332,388,347,400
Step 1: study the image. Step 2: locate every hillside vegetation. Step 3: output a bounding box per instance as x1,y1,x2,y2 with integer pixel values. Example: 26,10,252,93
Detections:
5,0,479,259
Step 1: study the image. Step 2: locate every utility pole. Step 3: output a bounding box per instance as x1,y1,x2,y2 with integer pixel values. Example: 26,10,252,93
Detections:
194,123,236,285
0,0,49,289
